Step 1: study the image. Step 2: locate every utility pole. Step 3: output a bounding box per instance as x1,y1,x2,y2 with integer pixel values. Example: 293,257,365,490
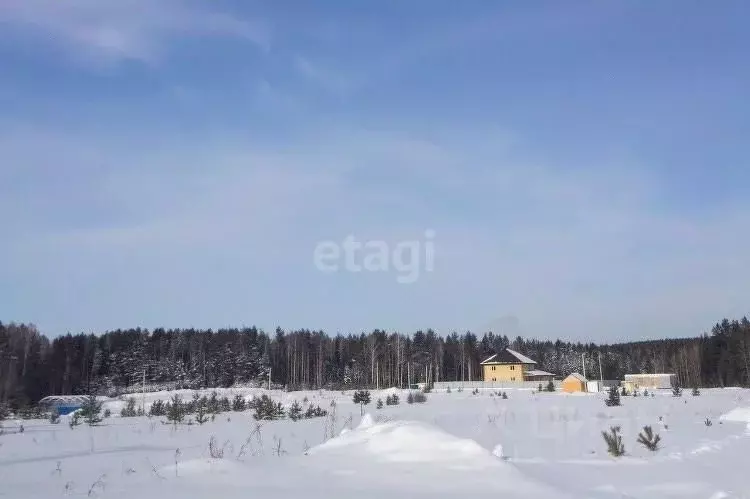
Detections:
268,367,272,390
598,352,604,383
142,368,146,414
582,353,586,378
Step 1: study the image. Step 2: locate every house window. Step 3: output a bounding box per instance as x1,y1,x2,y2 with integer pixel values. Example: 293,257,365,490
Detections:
511,377,516,381
492,377,496,381
510,365,515,371
492,366,496,371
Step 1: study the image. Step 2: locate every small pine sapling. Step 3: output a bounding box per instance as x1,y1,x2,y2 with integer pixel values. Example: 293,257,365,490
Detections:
303,404,327,419
166,395,184,425
605,386,621,407
232,395,247,412
376,399,384,409
502,392,508,399
50,410,60,424
288,400,303,421
220,397,231,413
207,392,220,414
692,385,700,396
252,395,285,420
538,383,543,392
672,384,682,397
546,380,555,392
121,397,137,417
636,425,661,451
80,395,103,426
195,399,209,425
412,391,427,403
352,390,371,415
69,412,81,428
705,417,712,427
602,426,625,457
149,399,166,416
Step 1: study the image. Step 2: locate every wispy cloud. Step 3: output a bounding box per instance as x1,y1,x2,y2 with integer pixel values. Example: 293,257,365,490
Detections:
294,56,353,94
0,0,270,64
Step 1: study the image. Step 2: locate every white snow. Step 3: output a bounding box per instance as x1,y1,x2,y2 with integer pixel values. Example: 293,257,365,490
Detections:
720,406,750,423
2,387,750,498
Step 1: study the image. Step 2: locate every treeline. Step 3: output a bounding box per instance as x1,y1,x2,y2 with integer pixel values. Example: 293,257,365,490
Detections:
1,317,749,408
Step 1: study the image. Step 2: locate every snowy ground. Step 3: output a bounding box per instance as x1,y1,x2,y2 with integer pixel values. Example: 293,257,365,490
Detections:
1,387,750,499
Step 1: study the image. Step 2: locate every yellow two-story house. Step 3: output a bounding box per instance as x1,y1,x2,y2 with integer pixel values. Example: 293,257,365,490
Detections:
481,348,554,383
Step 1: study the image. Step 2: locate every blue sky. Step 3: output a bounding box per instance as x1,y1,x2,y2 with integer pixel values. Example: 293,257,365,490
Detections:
1,1,748,341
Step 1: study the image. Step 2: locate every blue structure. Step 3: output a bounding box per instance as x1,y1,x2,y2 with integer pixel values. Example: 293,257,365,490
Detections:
38,395,89,415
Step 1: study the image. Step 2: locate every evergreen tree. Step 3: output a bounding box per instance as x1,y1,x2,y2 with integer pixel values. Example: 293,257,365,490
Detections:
602,426,625,457
546,380,555,392
149,399,166,416
166,395,184,425
252,395,285,420
376,398,384,409
79,395,103,426
207,391,220,414
69,412,81,428
672,384,683,397
4,314,750,405
636,425,661,451
605,386,621,407
232,394,247,412
352,390,371,415
194,397,209,425
288,400,303,421
304,404,327,419
692,385,700,396
120,397,137,417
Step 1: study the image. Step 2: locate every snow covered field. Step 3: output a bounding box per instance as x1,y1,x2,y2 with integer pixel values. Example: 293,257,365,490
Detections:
2,387,750,499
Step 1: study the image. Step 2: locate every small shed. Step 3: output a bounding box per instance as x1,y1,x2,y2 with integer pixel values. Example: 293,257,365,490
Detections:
562,373,588,393
623,373,675,393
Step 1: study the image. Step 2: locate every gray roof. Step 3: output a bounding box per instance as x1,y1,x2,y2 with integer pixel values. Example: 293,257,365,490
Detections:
526,369,554,377
481,348,537,365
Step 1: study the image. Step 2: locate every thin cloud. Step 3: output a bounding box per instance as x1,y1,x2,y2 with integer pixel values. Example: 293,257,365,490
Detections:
294,56,353,94
0,0,270,64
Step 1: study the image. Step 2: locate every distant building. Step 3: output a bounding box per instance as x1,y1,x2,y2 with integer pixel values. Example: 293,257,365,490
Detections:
562,373,588,393
585,380,619,393
623,373,676,393
481,349,555,383
38,395,89,415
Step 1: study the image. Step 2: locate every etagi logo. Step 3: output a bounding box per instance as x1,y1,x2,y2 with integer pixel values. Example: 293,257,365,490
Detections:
313,230,435,284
